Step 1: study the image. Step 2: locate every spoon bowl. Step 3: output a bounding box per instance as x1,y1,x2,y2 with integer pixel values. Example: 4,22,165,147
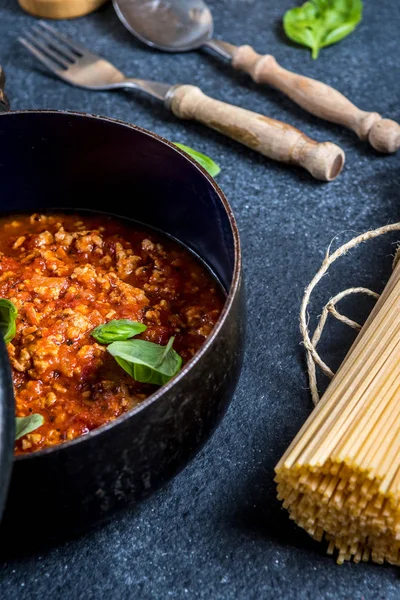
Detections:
112,0,213,52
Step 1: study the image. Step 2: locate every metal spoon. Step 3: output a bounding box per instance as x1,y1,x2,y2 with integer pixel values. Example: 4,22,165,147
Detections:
113,0,400,153
112,0,233,58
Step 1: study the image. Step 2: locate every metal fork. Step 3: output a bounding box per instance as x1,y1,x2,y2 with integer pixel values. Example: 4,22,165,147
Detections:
18,22,345,181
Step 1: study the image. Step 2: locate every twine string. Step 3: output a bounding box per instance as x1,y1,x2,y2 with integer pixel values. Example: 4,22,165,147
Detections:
300,223,400,405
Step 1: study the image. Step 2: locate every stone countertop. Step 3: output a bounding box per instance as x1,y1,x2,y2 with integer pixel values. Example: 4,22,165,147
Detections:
1,0,400,598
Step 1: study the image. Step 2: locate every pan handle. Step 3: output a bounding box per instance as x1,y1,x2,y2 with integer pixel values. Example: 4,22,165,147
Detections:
0,67,10,112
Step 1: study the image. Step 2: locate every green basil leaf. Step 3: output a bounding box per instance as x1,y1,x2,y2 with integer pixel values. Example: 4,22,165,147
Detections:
15,414,44,440
0,299,18,344
114,357,169,386
108,337,182,386
321,22,358,46
283,0,363,59
173,143,221,177
91,320,147,344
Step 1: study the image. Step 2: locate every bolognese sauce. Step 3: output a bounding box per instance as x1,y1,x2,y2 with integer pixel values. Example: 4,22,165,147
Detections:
0,213,225,454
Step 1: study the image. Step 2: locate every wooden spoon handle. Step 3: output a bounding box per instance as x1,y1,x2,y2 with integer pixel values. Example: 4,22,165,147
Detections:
168,85,344,181
231,45,400,154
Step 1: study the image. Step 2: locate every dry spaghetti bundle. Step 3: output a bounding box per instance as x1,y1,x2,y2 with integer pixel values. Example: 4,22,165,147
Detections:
276,226,400,565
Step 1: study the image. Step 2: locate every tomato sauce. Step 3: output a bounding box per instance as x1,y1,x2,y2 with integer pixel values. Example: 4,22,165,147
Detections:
0,213,225,454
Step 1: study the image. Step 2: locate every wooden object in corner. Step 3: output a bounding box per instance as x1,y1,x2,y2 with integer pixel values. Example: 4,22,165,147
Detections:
18,0,108,19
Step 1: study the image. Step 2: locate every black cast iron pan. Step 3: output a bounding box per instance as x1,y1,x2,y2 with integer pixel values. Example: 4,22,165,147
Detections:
0,69,245,554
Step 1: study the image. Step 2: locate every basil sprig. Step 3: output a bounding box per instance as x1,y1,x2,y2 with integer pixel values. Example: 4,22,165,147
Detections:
0,298,18,344
15,414,44,440
92,319,147,344
92,320,182,385
283,0,363,59
0,298,44,441
173,143,221,177
108,337,182,386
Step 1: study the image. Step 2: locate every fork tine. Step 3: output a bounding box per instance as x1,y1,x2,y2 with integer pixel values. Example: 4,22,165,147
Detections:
31,25,77,62
23,32,70,69
18,37,65,75
38,21,88,56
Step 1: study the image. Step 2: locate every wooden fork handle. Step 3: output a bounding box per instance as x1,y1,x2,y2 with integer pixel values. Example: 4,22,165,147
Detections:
168,85,344,181
231,45,400,154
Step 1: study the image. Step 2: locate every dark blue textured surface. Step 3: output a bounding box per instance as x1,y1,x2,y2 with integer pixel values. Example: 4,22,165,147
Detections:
1,0,400,598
